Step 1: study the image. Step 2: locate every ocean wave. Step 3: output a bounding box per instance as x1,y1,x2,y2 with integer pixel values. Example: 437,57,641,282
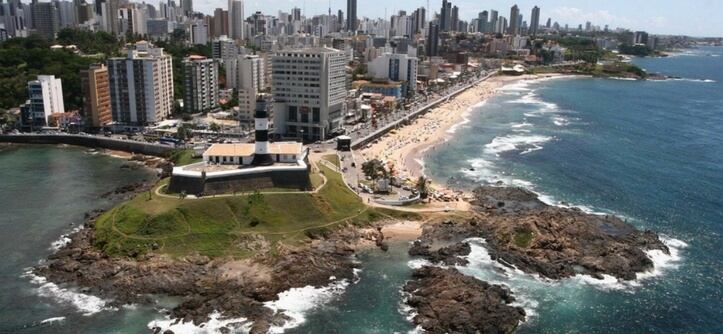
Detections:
48,226,84,252
40,317,66,325
446,109,473,135
264,278,350,333
484,134,553,155
407,258,431,269
148,311,252,334
23,270,109,316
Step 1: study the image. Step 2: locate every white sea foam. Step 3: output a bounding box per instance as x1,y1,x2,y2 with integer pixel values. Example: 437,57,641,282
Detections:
40,317,66,325
446,110,472,134
407,258,431,269
23,270,108,316
48,226,84,252
484,134,553,155
552,116,570,126
264,280,350,333
148,311,252,334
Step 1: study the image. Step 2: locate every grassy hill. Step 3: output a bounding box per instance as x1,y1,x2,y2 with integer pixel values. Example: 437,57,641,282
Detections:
93,162,421,258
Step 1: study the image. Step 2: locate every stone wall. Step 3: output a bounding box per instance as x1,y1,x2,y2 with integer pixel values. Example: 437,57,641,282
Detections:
167,170,311,195
0,134,175,157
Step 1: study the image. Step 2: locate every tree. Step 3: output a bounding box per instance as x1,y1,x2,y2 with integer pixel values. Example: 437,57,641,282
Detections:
177,123,195,141
209,122,221,133
414,176,430,199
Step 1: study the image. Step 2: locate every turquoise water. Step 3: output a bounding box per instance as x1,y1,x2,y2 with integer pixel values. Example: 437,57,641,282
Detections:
2,48,721,333
422,47,723,333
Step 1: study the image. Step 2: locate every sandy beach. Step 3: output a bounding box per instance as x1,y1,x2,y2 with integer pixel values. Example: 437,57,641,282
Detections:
358,73,566,199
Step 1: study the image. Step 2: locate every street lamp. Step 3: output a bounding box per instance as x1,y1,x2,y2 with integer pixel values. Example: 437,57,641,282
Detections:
300,128,304,143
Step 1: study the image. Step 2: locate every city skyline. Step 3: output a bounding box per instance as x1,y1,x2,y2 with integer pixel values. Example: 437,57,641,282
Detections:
191,0,722,37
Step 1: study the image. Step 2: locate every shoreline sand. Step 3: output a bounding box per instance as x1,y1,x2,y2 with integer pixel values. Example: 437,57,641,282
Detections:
358,73,570,200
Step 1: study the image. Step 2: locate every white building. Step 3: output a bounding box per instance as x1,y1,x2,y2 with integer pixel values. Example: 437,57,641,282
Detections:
271,47,347,141
211,35,239,62
27,75,64,126
226,55,266,122
183,56,219,113
367,51,418,98
190,19,208,45
107,41,174,126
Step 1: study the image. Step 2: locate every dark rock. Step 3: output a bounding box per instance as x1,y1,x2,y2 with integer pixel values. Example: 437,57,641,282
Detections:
425,185,671,281
404,266,525,334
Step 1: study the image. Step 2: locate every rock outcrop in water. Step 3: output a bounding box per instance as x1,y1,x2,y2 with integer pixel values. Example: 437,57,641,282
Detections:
403,266,525,334
419,185,670,281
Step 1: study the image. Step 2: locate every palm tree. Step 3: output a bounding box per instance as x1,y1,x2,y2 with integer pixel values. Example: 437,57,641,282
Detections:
415,176,430,199
209,122,220,133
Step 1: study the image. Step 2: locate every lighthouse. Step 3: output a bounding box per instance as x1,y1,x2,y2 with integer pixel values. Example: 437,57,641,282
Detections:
250,94,275,166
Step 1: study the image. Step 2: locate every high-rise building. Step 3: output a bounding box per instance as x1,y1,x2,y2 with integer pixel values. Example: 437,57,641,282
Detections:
412,6,425,33
508,4,519,35
346,0,356,32
440,0,451,32
450,5,459,32
490,10,498,33
28,75,64,126
183,56,219,113
181,0,193,17
477,11,488,33
211,35,238,62
80,64,112,128
190,19,208,45
271,48,347,141
228,0,244,40
226,55,266,121
31,2,59,40
426,22,439,57
212,8,229,37
529,6,540,36
107,41,174,126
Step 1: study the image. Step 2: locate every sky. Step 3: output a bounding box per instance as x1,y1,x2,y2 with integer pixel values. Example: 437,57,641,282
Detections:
193,0,723,37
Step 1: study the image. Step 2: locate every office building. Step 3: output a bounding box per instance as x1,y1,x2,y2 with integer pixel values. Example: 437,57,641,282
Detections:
346,0,356,32
32,2,59,40
529,6,540,36
508,5,519,35
80,64,112,128
271,48,347,141
107,41,174,126
228,0,244,40
478,11,488,33
426,22,439,57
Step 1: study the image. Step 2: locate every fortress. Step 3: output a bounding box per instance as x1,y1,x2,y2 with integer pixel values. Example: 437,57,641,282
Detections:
166,96,311,195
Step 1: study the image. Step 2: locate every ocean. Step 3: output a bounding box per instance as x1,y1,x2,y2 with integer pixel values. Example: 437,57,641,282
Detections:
1,47,721,333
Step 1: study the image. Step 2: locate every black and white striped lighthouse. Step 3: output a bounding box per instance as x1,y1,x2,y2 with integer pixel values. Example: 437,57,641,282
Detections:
250,94,275,166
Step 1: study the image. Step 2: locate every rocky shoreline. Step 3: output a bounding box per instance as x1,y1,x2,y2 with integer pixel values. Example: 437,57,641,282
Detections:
398,185,671,333
33,177,384,333
34,181,671,333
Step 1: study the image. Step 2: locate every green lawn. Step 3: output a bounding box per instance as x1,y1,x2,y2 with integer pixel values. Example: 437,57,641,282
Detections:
321,154,341,168
93,162,396,258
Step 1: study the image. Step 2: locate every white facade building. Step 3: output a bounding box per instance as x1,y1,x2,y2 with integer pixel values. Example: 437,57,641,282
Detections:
271,47,347,141
27,75,64,126
107,41,174,125
367,51,418,98
226,55,266,122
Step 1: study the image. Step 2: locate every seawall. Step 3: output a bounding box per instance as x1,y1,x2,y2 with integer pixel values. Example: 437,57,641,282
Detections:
0,134,175,157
